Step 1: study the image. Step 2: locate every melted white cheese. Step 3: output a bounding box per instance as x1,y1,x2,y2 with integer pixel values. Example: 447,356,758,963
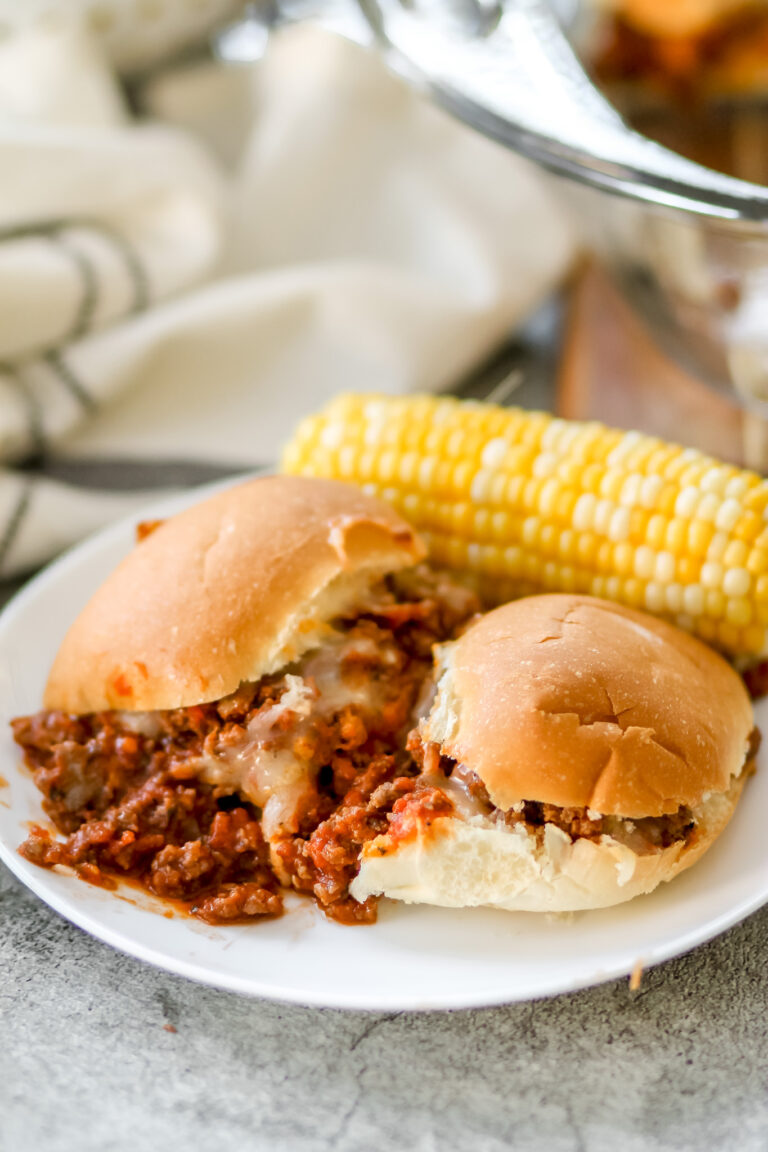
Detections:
196,629,400,840
115,711,163,738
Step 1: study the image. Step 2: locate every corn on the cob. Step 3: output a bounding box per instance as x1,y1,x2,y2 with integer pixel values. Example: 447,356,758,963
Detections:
282,393,768,660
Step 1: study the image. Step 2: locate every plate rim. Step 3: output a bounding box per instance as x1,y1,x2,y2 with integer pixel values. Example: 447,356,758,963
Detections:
2,474,768,1011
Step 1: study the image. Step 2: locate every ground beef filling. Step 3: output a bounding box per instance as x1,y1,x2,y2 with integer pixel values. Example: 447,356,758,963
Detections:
406,735,700,854
276,768,453,923
504,799,696,851
13,570,477,925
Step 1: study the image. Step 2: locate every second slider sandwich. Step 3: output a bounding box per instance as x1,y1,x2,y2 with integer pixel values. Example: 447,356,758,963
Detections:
352,593,757,912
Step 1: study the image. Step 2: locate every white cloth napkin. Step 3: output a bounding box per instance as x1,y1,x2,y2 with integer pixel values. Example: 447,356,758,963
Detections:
0,18,575,579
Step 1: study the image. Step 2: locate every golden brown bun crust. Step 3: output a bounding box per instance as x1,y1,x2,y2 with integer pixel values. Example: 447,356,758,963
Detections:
423,594,753,818
45,476,425,713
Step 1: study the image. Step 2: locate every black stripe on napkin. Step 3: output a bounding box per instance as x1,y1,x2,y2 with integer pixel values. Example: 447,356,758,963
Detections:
1,365,47,461
20,457,259,492
52,229,99,343
0,478,33,576
44,351,97,415
0,220,151,319
96,224,150,314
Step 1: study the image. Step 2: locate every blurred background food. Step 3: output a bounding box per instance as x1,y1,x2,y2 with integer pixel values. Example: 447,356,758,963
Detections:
549,0,768,465
585,0,768,180
0,0,247,72
4,0,768,608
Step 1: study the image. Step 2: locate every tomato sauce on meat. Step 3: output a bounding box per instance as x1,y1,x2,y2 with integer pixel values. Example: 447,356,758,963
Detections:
13,570,478,925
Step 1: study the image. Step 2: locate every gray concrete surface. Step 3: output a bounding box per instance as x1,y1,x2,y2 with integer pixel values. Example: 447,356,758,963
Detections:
3,859,768,1152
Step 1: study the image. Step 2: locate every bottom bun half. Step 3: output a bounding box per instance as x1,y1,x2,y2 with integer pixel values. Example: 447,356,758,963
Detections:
350,772,746,914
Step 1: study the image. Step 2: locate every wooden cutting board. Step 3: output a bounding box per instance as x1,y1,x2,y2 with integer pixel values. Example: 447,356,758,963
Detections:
556,264,764,469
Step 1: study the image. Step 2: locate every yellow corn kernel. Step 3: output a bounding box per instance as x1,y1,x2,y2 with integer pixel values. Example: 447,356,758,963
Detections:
726,598,753,628
656,485,678,517
623,578,645,608
556,490,577,523
597,541,613,572
538,478,560,518
734,512,762,542
629,509,649,541
557,529,577,561
577,532,598,567
723,539,749,568
645,514,667,550
688,521,714,557
598,470,624,502
613,541,635,576
743,624,766,653
677,556,701,585
282,393,768,657
588,574,605,599
747,548,768,576
705,589,725,618
717,620,741,650
665,519,687,553
696,617,718,642
581,463,605,493
605,575,622,602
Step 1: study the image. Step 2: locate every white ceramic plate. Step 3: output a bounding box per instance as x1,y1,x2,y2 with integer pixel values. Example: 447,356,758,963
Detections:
1,479,767,1011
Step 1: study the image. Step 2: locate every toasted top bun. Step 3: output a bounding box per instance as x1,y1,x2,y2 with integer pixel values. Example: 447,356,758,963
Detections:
44,476,425,713
422,594,753,818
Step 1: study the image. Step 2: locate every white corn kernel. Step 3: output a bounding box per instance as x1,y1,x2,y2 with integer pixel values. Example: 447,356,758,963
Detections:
675,487,701,518
654,552,676,583
470,471,493,503
665,583,684,613
481,438,508,468
726,598,752,627
619,475,642,508
725,476,750,499
715,498,742,532
533,452,558,479
645,582,666,613
640,475,663,508
698,493,720,522
573,494,596,532
634,546,656,581
707,533,729,562
608,508,631,542
594,500,614,535
701,467,729,494
723,567,751,598
700,562,724,589
683,584,705,616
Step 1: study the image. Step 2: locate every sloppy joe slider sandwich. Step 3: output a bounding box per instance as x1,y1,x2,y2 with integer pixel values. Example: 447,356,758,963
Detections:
351,594,757,913
12,476,478,925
